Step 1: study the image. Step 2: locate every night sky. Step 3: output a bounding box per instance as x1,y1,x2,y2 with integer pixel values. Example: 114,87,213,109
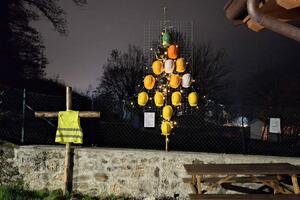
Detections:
33,0,300,92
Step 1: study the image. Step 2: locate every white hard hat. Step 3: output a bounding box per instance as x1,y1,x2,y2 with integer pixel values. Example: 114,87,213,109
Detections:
164,59,175,74
182,73,191,88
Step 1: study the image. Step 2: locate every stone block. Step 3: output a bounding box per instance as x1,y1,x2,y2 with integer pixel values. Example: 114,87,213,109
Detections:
95,173,108,182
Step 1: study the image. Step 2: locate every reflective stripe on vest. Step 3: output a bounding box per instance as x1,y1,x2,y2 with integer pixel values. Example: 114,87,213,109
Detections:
55,110,83,144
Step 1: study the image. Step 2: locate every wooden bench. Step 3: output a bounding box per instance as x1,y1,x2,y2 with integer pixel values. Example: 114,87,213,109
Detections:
189,194,299,199
183,176,280,184
183,163,300,199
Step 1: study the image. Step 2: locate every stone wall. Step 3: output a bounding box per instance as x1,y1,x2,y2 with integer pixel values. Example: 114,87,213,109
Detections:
0,141,22,185
3,145,300,198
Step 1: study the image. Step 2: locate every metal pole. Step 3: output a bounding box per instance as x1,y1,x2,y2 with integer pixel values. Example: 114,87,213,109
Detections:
21,88,26,144
165,136,169,152
241,115,246,154
64,86,72,195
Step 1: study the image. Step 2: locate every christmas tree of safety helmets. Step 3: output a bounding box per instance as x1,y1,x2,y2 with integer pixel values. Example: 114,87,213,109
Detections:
138,30,199,151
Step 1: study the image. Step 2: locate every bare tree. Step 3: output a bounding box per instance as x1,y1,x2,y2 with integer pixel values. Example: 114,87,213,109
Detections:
95,45,145,118
192,43,231,100
0,0,86,84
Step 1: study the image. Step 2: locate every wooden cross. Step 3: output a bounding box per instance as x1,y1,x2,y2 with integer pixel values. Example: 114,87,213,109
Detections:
35,86,100,194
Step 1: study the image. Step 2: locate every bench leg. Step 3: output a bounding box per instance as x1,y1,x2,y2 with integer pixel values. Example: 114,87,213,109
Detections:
196,175,203,194
191,175,198,194
291,174,300,194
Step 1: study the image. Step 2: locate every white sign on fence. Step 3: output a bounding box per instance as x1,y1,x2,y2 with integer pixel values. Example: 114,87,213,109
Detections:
144,112,155,128
269,118,281,134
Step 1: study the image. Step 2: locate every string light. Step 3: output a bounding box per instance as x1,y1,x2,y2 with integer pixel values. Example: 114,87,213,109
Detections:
137,26,199,150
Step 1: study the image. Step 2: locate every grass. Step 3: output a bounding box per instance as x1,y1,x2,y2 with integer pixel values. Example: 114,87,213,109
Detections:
0,185,130,200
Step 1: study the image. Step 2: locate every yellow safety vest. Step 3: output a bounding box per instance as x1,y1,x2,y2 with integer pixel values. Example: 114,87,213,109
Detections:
55,110,83,144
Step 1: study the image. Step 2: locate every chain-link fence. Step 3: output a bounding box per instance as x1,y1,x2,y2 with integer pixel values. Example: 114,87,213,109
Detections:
0,84,299,157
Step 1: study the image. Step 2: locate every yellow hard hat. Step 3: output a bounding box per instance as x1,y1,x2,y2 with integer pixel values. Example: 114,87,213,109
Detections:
169,74,181,89
167,44,178,59
172,92,181,106
176,58,186,73
188,92,198,107
152,60,164,75
138,92,149,106
154,92,164,107
163,105,173,121
161,121,172,136
144,75,156,90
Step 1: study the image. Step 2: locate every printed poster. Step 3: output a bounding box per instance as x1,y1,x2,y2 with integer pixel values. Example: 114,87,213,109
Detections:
144,112,155,128
269,118,281,134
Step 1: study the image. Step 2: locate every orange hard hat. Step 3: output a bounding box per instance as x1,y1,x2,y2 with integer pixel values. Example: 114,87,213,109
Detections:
144,75,156,90
169,74,181,89
167,44,178,59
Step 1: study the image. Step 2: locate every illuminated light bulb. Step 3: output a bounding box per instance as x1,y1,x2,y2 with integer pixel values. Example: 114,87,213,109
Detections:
149,97,152,100
150,48,153,51
174,122,177,125
196,106,199,109
180,90,183,93
164,52,167,55
130,102,134,105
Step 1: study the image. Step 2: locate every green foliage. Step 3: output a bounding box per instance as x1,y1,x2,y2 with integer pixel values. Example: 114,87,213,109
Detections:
0,0,86,85
0,185,133,200
105,194,127,200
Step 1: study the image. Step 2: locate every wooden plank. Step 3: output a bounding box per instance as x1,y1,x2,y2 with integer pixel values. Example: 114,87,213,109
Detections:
63,142,71,194
277,0,300,10
246,18,265,32
196,175,203,194
64,86,72,195
183,176,279,184
291,174,300,194
189,194,300,199
256,0,300,20
184,163,300,175
35,111,100,118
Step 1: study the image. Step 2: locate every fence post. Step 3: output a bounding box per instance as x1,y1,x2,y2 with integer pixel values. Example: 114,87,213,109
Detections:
241,115,247,154
91,94,95,111
21,88,26,144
